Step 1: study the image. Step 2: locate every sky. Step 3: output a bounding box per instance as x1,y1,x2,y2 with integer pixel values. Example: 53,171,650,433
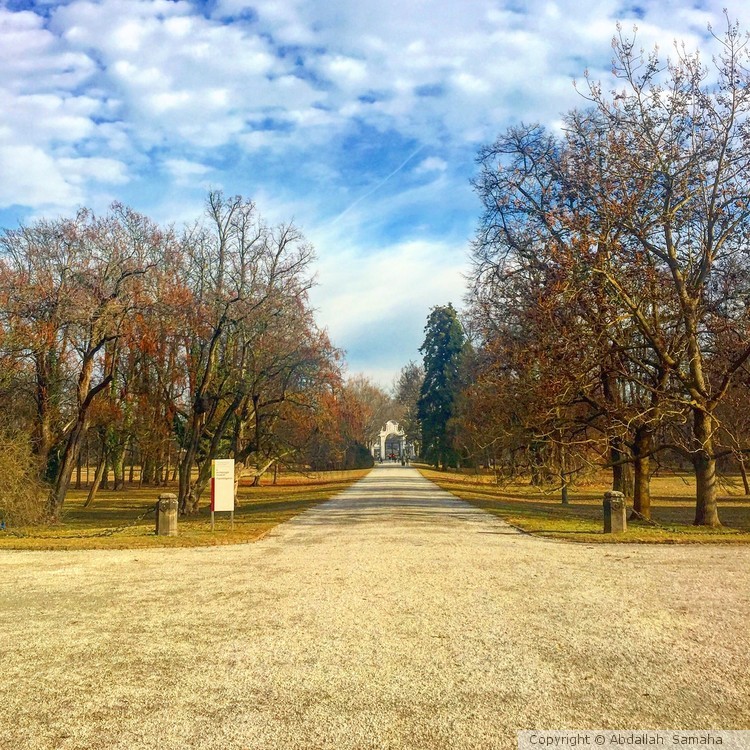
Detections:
1,0,745,386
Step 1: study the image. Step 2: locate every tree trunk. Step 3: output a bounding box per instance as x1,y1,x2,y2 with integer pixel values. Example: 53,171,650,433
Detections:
34,353,55,479
738,455,750,496
559,440,569,504
100,456,110,490
128,442,135,485
154,456,165,486
165,442,171,487
611,437,633,501
48,418,88,520
47,354,112,519
154,443,165,486
183,398,242,514
83,454,107,507
191,459,214,507
178,447,196,514
631,426,653,520
178,408,204,514
111,443,125,490
530,442,545,487
692,409,721,527
141,455,155,485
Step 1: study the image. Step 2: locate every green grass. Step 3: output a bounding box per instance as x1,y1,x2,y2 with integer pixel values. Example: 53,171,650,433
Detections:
418,467,750,544
0,470,370,551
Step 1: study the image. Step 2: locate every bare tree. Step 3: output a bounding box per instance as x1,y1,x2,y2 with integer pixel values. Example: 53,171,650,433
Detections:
174,192,316,513
575,19,750,525
0,206,162,519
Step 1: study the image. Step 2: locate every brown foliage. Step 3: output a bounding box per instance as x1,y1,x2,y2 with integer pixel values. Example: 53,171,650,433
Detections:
0,426,45,526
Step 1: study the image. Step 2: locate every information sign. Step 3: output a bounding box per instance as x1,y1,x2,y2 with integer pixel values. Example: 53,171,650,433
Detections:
211,459,235,530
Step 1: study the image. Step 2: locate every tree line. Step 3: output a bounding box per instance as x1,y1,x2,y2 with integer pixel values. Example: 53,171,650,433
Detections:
415,19,750,528
0,192,392,523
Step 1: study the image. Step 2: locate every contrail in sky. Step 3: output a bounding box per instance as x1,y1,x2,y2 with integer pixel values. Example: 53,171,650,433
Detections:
330,144,426,226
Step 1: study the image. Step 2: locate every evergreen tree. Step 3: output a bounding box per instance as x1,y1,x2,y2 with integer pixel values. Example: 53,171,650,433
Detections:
417,304,465,469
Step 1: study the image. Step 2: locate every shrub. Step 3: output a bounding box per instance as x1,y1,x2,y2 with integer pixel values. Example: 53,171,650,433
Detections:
0,427,46,527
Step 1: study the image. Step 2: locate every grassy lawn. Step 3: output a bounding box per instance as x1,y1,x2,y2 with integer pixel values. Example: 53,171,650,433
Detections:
0,469,370,551
418,467,750,544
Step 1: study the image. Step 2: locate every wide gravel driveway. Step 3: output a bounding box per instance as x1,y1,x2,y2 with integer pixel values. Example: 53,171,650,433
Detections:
2,464,749,750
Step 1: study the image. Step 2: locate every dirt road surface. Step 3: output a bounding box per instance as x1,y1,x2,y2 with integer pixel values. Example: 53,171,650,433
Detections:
2,465,749,749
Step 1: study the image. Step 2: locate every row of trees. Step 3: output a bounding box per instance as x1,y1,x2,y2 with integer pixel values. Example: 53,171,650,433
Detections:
416,19,750,527
0,193,389,523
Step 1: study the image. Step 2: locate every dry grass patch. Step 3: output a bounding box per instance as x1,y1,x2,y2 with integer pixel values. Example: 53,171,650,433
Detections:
418,467,750,544
0,469,369,551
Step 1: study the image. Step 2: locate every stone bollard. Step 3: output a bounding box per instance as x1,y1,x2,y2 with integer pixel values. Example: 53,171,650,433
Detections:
156,493,178,537
603,490,627,534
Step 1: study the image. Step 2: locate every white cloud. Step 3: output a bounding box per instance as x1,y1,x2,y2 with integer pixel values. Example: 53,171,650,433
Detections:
451,72,491,96
5,92,98,143
3,0,750,378
415,157,448,174
309,236,468,381
164,159,212,182
0,145,79,208
58,157,129,185
312,238,465,336
324,55,369,88
49,0,289,152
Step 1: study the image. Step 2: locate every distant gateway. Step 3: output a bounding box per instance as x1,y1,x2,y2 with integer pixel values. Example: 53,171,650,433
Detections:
370,420,417,460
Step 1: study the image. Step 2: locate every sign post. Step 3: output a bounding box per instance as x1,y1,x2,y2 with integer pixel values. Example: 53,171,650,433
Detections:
211,459,235,531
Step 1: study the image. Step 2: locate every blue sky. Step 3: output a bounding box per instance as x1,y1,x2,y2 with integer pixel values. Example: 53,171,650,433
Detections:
0,0,741,385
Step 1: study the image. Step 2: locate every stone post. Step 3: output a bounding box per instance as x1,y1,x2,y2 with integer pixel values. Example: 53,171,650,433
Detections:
603,490,627,534
156,493,178,536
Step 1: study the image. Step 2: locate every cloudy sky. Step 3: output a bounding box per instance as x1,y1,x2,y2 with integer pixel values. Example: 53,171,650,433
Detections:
1,0,745,385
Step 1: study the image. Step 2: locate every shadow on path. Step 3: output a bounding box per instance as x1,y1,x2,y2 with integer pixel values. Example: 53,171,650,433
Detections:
283,464,520,532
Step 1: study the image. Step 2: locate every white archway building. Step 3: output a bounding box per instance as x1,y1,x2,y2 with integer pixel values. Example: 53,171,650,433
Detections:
370,420,414,460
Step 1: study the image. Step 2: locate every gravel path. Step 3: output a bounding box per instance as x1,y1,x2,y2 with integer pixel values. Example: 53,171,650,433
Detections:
2,464,749,750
